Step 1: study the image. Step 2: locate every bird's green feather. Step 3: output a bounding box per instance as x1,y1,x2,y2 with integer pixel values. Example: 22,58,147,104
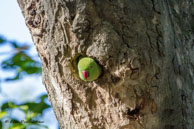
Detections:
78,57,101,81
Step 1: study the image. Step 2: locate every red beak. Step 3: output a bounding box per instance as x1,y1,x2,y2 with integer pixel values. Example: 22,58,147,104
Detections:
82,71,89,79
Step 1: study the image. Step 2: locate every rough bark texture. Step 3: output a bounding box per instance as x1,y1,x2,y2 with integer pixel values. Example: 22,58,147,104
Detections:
17,0,194,129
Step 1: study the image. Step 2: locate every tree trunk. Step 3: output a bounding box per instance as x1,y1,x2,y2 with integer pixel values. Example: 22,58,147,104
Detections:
17,0,193,129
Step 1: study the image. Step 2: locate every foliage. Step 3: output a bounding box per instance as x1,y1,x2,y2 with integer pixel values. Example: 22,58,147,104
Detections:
0,35,41,81
0,94,50,129
0,35,51,129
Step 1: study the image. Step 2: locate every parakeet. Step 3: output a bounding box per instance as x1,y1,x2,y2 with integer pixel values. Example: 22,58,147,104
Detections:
78,57,102,81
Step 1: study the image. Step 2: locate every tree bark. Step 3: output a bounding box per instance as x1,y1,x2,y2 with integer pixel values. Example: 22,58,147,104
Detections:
17,0,194,129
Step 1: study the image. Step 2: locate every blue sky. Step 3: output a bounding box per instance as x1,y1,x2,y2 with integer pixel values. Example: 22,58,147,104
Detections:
0,0,32,43
0,1,58,128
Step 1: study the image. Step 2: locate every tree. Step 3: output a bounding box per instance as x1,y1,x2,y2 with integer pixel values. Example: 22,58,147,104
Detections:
17,0,194,129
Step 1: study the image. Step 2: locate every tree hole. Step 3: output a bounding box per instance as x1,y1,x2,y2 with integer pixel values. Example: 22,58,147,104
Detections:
126,107,141,120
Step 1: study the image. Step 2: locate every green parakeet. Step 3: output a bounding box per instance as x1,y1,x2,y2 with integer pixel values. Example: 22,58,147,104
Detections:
78,57,102,81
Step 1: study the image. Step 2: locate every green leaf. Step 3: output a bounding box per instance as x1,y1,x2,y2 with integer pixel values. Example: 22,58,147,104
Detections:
19,105,29,111
22,102,50,114
1,102,17,110
10,41,19,48
26,112,37,119
0,111,7,119
40,94,48,102
1,102,9,110
0,121,2,129
9,125,25,129
8,120,26,129
8,102,18,108
0,36,6,44
2,52,42,81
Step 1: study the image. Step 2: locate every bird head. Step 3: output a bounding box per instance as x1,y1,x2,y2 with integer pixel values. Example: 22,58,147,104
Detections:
77,57,102,81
